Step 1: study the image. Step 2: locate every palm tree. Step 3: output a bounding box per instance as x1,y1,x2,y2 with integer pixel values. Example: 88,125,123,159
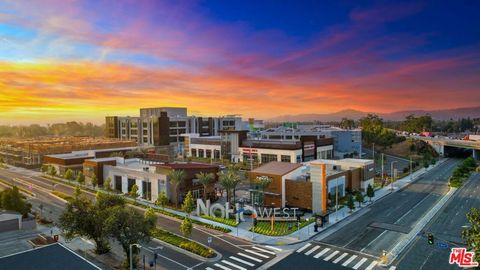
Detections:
168,169,186,208
218,170,241,204
195,172,214,201
254,176,272,206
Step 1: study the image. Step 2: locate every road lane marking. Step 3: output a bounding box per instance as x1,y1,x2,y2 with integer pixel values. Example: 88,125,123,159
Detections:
313,248,330,258
304,245,320,255
206,267,215,270
214,263,232,270
252,246,276,255
296,243,311,253
365,261,378,270
333,252,349,264
342,255,357,267
245,249,269,258
353,258,368,269
229,256,255,267
265,245,282,252
324,250,339,261
389,266,397,270
221,260,247,270
237,252,262,263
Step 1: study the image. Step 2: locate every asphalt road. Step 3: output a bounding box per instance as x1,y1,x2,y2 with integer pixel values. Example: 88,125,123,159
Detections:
0,167,278,270
393,172,480,270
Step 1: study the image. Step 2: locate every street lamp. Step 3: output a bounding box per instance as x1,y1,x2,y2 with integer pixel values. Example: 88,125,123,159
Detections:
390,161,397,191
129,243,141,270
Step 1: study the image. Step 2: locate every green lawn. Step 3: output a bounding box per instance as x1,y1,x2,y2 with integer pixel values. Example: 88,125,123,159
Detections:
249,219,314,236
200,214,239,227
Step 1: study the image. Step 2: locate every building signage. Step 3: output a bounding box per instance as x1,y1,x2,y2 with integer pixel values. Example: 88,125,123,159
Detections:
197,199,299,223
242,148,258,153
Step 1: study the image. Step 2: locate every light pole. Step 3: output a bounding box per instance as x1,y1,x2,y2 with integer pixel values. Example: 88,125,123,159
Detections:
390,161,397,191
409,156,413,181
129,243,140,270
335,177,339,221
372,143,375,162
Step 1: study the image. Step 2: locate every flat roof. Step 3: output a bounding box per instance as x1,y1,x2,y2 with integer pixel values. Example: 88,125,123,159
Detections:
251,161,302,176
157,162,219,170
0,243,101,270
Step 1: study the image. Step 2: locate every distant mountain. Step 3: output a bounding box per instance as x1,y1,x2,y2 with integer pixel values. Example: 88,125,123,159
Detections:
267,106,480,122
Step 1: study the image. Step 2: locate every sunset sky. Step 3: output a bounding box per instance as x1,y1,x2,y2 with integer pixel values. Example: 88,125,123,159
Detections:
1,0,479,124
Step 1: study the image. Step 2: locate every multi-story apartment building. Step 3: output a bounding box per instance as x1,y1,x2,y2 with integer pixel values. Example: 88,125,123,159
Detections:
106,107,243,152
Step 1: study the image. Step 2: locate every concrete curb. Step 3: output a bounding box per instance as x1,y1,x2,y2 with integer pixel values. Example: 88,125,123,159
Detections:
150,237,221,263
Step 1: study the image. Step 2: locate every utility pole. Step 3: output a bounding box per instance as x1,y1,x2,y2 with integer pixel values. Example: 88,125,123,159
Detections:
335,177,339,221
372,143,375,161
381,153,384,186
390,161,397,191
410,156,413,181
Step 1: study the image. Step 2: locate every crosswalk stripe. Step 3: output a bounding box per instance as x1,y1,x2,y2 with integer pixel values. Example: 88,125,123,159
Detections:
252,246,276,255
214,263,232,270
365,261,378,270
245,249,270,258
296,243,312,253
229,256,255,267
265,245,282,252
313,248,331,258
342,255,358,267
206,268,215,270
353,258,368,270
222,260,247,270
333,252,349,264
324,250,339,261
237,252,263,263
304,245,320,255
389,266,397,270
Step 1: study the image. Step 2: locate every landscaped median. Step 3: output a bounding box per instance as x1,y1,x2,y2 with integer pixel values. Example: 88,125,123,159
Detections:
0,178,35,197
51,190,73,202
150,228,215,258
200,214,239,227
249,219,314,236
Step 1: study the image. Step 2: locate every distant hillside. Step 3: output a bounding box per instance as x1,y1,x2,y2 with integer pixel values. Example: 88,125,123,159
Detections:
267,106,480,122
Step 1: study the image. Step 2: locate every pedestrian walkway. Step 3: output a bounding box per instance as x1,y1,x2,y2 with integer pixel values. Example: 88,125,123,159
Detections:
203,245,281,270
294,242,384,270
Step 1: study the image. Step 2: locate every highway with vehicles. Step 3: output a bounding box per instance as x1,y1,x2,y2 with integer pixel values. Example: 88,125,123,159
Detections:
393,172,480,270
271,158,462,270
0,166,280,270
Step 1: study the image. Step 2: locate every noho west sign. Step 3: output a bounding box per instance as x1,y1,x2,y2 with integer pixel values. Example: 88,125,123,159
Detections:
196,199,299,223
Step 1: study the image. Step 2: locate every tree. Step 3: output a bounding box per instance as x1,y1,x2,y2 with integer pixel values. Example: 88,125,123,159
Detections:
64,169,74,181
182,191,194,215
168,169,186,208
366,184,375,202
462,207,480,264
355,191,364,207
106,207,152,268
91,174,98,188
347,195,355,212
76,172,85,184
47,166,57,178
180,217,193,238
129,184,139,199
155,191,168,210
103,177,112,191
58,188,123,254
218,170,241,204
340,118,356,129
195,172,214,200
0,186,31,217
144,207,157,228
254,176,272,206
41,164,49,174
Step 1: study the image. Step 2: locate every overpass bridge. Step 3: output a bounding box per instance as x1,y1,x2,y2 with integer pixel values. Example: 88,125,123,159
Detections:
413,136,480,159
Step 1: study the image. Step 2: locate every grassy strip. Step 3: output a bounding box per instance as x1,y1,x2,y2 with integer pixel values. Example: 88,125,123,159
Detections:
249,218,314,236
51,191,73,202
150,228,215,258
449,157,477,188
0,178,35,196
200,214,239,227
